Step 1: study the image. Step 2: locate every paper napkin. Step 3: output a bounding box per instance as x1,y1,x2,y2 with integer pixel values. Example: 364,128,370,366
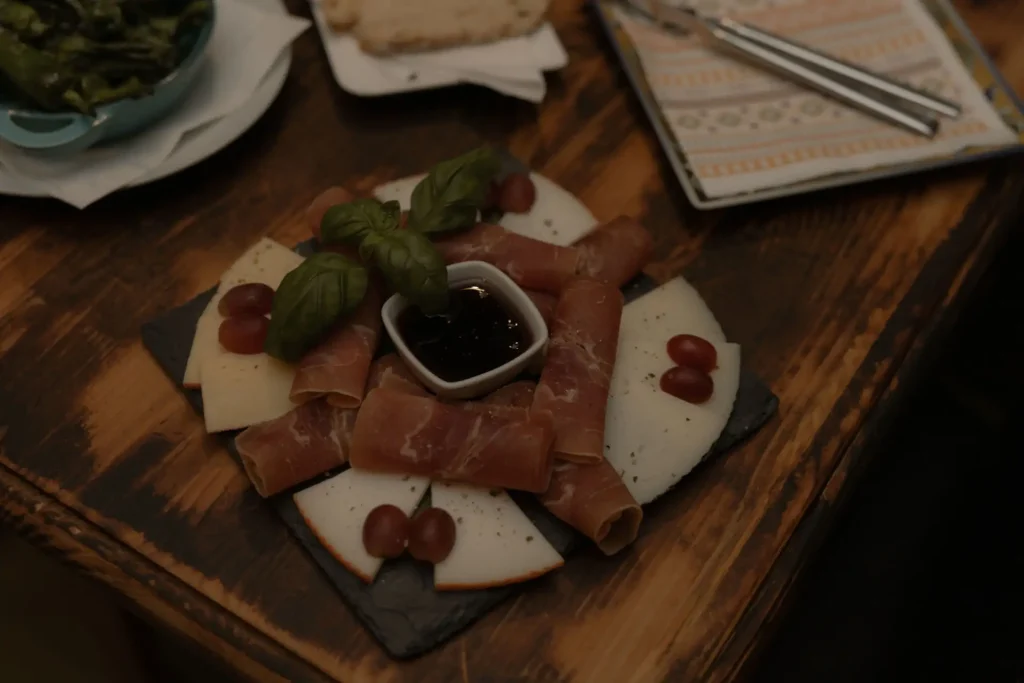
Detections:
615,0,1017,198
0,0,309,209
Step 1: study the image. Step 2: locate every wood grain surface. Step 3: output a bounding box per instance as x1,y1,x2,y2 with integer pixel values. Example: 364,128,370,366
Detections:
1,1,1022,682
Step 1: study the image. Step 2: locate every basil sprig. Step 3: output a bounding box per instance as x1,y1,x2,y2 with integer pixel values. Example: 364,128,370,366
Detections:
407,146,502,234
321,198,450,314
264,252,369,363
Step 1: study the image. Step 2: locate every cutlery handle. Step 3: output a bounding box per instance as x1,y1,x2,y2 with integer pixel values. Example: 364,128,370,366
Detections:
718,17,962,119
708,26,939,138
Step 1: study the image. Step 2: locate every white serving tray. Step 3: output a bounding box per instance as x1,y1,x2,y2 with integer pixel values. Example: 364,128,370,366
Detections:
308,1,568,98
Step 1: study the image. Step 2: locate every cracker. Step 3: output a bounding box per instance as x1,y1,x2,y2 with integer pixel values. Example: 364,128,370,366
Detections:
352,0,550,55
322,0,361,31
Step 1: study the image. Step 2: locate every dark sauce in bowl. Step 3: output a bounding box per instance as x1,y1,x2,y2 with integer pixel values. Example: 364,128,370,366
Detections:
397,284,531,383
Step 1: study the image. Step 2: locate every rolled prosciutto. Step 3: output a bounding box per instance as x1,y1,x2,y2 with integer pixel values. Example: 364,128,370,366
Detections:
236,399,355,498
483,378,641,555
540,460,642,556
236,355,417,497
307,186,354,241
290,284,383,407
434,223,581,294
349,388,555,493
524,289,558,328
575,216,654,288
531,278,623,464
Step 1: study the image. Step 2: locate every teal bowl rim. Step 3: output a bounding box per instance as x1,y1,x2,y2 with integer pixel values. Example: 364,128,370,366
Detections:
0,3,217,150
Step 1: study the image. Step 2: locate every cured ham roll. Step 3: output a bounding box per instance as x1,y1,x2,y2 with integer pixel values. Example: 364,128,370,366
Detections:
523,289,558,328
349,388,556,493
539,460,642,556
306,186,355,241
434,223,582,294
531,278,623,464
575,216,654,288
482,379,641,555
290,284,383,407
236,399,356,498
366,352,427,396
236,355,420,497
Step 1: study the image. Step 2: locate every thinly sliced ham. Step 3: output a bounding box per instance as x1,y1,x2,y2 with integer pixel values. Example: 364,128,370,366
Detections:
524,289,558,328
349,388,555,493
575,216,654,288
236,399,355,498
306,186,355,242
236,354,418,497
482,378,642,555
539,459,642,556
290,284,383,407
367,352,427,396
434,223,582,294
531,278,623,464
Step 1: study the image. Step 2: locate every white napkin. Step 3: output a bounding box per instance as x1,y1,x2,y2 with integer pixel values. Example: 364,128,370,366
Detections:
615,0,1018,199
0,0,309,208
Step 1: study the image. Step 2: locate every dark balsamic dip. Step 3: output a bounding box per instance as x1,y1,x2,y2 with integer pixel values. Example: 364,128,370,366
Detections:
397,283,530,382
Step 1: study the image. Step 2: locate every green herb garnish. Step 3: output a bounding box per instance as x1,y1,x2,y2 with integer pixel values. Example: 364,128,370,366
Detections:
407,146,502,234
321,197,449,314
264,252,369,363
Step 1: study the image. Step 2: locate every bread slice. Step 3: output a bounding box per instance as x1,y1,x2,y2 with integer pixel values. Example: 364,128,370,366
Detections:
322,0,361,31
352,0,550,55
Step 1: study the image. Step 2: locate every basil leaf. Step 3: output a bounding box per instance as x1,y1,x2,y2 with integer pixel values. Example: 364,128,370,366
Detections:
407,146,501,235
264,253,369,363
362,228,449,314
320,198,401,246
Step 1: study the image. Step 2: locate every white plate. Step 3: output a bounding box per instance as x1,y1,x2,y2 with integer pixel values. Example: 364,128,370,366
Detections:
308,1,568,97
0,2,292,198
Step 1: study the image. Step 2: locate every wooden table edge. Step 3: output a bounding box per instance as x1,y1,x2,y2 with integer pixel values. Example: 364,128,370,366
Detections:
0,466,333,683
717,167,1024,682
2,169,1023,683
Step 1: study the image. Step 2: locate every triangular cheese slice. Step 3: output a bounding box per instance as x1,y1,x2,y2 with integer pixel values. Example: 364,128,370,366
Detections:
293,469,429,583
183,238,305,387
603,277,738,504
431,481,563,591
201,354,300,433
498,173,597,246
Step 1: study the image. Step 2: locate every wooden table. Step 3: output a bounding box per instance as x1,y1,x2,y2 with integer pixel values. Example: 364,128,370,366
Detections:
1,1,1022,681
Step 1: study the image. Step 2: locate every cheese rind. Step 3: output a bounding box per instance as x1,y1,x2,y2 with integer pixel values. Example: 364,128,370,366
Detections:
294,469,429,583
431,481,563,590
604,277,738,504
498,173,597,246
183,238,305,387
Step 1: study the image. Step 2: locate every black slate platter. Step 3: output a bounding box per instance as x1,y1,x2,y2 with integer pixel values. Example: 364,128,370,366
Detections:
141,158,778,658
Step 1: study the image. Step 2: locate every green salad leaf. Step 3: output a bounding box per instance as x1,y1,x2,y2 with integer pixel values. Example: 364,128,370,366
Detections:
407,146,501,234
264,252,369,363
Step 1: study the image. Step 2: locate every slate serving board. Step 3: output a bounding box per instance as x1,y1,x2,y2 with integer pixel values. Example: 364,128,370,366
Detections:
141,154,778,658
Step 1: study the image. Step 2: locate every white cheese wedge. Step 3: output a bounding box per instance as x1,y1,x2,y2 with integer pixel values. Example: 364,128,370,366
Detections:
431,482,564,591
293,470,429,583
603,277,739,504
182,238,305,388
201,354,301,433
498,173,597,246
372,173,426,208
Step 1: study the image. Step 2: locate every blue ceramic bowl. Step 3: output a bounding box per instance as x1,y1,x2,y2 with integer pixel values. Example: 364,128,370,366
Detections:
0,6,216,157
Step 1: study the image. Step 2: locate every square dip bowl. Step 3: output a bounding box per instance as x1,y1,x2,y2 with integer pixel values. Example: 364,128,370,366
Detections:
381,261,549,399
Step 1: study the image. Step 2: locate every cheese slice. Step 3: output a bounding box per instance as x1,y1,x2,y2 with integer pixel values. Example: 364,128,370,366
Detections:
604,277,739,504
498,173,597,246
183,238,305,387
372,173,426,208
431,482,563,591
293,469,429,583
201,354,300,433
